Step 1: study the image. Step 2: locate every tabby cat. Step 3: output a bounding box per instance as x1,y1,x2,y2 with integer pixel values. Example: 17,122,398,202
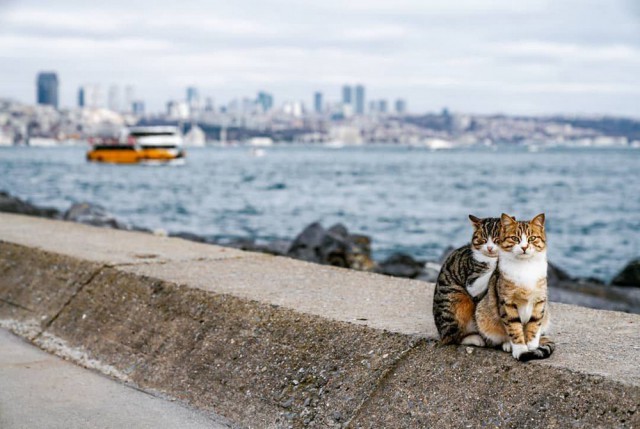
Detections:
475,213,555,361
433,215,501,346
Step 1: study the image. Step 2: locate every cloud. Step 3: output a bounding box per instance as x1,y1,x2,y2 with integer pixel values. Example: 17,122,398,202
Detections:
0,0,639,116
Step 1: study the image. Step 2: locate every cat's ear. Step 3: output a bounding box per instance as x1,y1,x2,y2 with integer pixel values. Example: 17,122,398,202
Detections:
531,213,545,228
468,214,482,228
501,213,516,226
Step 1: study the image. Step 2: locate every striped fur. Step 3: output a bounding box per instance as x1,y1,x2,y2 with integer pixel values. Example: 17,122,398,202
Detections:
475,213,556,361
433,216,501,345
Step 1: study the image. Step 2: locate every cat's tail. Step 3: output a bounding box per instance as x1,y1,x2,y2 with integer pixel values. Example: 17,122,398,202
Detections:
517,336,556,362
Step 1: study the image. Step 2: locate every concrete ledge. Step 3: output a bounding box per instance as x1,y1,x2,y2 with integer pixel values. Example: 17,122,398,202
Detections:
1,213,639,428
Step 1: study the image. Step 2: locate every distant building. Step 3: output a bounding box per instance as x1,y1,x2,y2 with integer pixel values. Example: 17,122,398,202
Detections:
342,85,352,105
283,100,304,117
77,84,102,109
354,85,365,115
132,101,145,116
108,85,120,112
368,101,377,114
256,91,274,112
395,99,407,115
167,100,189,119
204,97,214,112
186,86,200,113
124,85,135,113
36,72,59,108
77,87,85,108
378,99,388,114
314,91,323,114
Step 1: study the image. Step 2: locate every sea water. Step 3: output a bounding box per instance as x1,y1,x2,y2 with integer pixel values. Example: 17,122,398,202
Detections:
1,145,638,281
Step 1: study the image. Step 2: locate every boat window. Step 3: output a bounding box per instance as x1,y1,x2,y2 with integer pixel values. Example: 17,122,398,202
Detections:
93,145,136,151
130,132,176,137
140,145,178,149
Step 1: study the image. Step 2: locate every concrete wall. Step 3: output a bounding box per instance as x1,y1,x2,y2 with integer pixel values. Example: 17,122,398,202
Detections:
0,213,638,428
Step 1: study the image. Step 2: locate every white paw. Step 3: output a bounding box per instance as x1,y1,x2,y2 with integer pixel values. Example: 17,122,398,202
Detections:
527,338,540,351
461,334,485,347
502,342,512,353
527,330,542,350
511,343,529,360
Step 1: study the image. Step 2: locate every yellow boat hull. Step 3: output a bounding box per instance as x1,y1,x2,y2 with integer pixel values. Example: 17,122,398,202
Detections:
87,147,185,164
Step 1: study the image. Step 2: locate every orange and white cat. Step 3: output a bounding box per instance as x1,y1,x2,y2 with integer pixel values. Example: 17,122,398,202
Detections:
475,213,555,361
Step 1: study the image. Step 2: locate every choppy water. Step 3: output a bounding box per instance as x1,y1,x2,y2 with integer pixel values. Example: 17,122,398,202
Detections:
1,145,639,281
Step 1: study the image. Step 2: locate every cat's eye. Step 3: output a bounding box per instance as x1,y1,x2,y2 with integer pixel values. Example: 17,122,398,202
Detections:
528,236,538,242
510,236,519,241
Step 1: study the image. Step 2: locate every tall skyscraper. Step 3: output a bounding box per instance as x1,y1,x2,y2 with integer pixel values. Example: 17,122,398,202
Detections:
342,85,352,105
204,97,215,112
124,85,135,113
36,72,59,108
187,86,200,113
77,84,101,109
132,101,145,116
77,87,85,108
257,91,274,112
354,84,365,115
395,99,407,115
378,99,388,114
108,85,120,112
314,92,323,114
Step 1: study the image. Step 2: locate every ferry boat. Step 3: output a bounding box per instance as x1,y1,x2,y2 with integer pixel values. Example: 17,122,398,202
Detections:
87,126,185,164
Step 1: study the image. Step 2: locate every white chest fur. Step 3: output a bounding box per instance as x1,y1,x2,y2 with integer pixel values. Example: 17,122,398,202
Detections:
498,250,548,290
467,251,497,297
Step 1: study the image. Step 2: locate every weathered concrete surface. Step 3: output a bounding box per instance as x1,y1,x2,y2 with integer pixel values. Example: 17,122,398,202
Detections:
350,343,639,428
0,328,232,429
1,213,639,428
0,243,103,339
0,212,244,265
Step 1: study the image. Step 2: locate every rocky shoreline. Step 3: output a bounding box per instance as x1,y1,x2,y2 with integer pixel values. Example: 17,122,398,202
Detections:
2,190,639,314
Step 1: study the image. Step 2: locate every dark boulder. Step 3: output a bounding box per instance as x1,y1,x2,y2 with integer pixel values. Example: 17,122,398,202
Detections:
416,261,441,283
287,222,327,264
287,222,375,270
377,253,425,279
611,259,640,287
63,202,125,229
0,191,59,218
547,262,573,287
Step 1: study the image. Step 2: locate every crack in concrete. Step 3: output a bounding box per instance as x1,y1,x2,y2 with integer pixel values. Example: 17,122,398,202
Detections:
107,255,250,269
33,264,107,340
344,337,429,428
0,297,35,313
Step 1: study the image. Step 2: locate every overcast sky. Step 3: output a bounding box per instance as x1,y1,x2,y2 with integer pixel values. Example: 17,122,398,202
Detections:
1,0,639,116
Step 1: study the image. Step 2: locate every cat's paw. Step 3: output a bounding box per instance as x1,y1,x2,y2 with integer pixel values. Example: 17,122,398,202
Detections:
461,334,485,347
502,342,512,353
526,338,540,351
511,343,529,360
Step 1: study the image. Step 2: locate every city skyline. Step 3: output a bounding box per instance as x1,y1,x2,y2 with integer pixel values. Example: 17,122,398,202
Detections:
1,1,640,117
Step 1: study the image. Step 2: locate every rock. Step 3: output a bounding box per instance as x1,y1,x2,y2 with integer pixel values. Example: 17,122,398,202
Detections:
287,223,375,270
0,191,60,218
170,231,210,243
416,261,441,283
611,259,640,287
258,240,292,256
63,202,125,229
287,223,326,264
376,253,425,279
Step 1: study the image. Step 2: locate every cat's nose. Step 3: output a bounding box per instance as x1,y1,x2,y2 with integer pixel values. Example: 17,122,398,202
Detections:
521,245,529,252
487,246,494,252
